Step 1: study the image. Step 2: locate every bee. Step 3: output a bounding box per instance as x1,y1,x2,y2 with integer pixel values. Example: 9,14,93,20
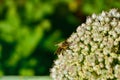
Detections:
55,40,70,55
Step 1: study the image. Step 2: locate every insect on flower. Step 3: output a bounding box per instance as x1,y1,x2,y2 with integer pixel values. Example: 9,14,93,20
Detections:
55,40,70,55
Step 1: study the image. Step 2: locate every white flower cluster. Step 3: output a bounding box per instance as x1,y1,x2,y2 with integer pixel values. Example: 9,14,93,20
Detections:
51,9,120,80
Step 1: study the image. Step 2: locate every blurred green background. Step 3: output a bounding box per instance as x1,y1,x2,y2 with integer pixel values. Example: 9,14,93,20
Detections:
0,0,120,76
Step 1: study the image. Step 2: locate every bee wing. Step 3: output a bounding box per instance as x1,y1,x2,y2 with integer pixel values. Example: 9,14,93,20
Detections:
54,41,65,46
54,47,63,55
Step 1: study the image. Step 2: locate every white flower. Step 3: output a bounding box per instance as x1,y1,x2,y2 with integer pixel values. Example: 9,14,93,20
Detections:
51,9,120,80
